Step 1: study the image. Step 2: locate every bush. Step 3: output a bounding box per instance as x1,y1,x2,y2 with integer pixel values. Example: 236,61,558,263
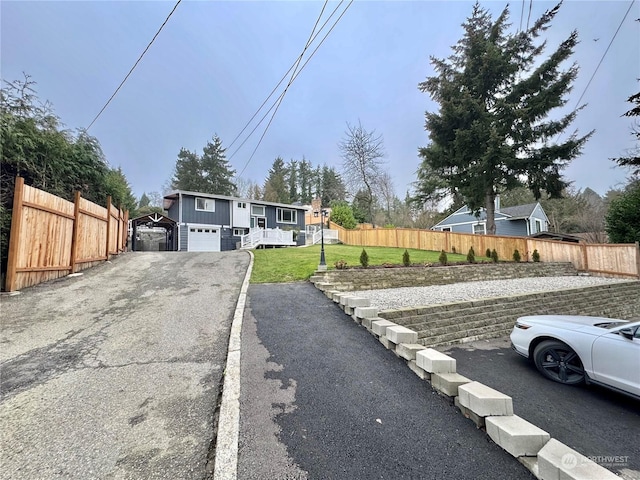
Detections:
513,249,521,262
360,248,369,268
452,246,456,254
402,249,411,267
334,259,347,269
467,246,475,263
439,250,448,265
329,202,358,229
491,249,499,263
532,249,540,262
486,248,492,258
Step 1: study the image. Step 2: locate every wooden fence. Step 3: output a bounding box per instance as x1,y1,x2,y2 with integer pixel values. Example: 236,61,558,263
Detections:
5,177,129,292
330,222,640,279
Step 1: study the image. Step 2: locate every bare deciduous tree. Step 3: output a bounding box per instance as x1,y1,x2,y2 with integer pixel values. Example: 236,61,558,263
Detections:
339,121,385,225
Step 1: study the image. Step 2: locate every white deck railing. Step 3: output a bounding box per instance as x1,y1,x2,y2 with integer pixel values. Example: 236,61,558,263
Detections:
311,229,339,245
241,228,294,249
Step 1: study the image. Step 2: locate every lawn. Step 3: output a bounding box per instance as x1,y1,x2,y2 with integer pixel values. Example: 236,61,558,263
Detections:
250,244,468,283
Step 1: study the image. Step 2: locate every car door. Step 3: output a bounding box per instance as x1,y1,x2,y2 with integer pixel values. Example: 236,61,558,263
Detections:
591,324,640,396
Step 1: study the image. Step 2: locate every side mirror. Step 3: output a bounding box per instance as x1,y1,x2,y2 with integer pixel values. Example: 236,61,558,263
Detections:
618,327,635,340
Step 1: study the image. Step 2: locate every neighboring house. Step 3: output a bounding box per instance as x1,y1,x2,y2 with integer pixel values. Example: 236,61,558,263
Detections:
431,198,549,236
163,190,307,251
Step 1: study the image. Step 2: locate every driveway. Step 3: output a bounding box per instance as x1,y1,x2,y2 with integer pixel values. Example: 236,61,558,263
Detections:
0,251,250,480
439,338,640,480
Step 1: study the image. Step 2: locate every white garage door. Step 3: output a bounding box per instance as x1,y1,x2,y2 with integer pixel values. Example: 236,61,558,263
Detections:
188,225,221,252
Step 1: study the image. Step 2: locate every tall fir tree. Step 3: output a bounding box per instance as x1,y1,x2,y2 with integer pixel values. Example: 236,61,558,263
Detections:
415,2,591,235
287,159,299,203
172,148,204,192
200,135,236,196
298,158,313,203
263,157,290,203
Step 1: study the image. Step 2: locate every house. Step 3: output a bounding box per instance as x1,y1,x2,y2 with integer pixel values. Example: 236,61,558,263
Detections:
162,190,307,251
431,198,549,236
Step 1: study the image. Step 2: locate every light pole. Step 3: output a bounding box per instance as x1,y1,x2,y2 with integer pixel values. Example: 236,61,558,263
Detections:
314,208,328,271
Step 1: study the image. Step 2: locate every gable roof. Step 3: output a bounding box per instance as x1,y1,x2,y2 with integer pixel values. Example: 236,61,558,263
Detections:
500,203,538,220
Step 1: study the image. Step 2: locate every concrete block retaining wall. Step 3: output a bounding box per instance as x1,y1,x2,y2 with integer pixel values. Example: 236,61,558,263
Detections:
310,262,578,291
320,287,621,479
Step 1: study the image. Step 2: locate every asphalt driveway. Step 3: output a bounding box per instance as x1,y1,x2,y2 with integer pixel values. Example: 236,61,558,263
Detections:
0,251,250,480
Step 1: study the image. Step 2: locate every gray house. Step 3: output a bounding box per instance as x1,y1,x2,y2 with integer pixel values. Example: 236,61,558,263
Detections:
163,190,307,251
431,198,549,236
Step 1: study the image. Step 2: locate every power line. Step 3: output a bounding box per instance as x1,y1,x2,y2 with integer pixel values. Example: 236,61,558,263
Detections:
227,0,342,152
526,0,533,30
86,0,182,131
572,0,636,110
519,0,525,32
236,0,354,179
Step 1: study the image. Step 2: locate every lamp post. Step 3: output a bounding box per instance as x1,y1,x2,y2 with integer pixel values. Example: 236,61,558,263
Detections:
314,208,328,271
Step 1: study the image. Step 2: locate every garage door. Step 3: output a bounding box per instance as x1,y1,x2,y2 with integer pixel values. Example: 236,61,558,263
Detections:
188,226,221,252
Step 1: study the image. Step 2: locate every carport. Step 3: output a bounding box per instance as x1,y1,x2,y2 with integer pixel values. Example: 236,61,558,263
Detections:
130,213,178,251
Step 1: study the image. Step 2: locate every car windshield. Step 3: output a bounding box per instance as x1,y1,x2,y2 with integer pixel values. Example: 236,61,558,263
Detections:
594,321,628,329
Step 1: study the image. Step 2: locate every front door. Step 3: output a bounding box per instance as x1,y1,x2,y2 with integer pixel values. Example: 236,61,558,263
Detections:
251,217,266,229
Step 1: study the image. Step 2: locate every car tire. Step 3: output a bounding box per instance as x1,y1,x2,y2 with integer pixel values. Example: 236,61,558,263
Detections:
533,340,585,385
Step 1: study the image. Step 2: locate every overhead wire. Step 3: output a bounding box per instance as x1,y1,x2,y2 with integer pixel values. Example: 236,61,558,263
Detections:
236,0,354,179
86,0,182,131
232,0,354,179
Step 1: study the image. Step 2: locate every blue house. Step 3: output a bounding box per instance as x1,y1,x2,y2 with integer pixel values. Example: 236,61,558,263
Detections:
163,190,307,251
431,199,549,236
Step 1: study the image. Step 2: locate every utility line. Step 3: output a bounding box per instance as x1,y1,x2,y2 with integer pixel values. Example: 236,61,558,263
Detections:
572,0,636,110
86,0,182,131
227,0,342,152
236,0,354,179
519,0,525,32
526,0,533,30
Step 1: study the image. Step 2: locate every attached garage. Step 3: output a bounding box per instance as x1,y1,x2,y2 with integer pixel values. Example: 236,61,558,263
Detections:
187,224,221,252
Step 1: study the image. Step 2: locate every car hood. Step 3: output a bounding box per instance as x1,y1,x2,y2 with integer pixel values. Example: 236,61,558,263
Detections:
517,315,628,331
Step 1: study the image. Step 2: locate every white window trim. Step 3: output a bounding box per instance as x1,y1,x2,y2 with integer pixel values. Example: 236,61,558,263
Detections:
473,223,486,235
534,219,543,233
276,207,297,224
233,228,248,236
251,205,265,216
195,197,215,212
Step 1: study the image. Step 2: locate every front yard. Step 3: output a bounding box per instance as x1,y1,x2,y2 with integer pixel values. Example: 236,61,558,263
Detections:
250,245,468,283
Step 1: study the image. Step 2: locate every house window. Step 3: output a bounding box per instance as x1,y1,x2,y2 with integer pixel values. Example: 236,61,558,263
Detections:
195,197,215,212
251,205,265,216
441,227,451,232
473,223,486,235
237,202,247,208
233,228,248,236
534,219,543,233
276,208,297,224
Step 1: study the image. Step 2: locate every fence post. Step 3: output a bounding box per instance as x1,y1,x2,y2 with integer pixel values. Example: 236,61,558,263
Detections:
116,206,121,253
105,196,112,259
580,241,589,273
5,176,25,292
635,242,640,279
445,231,450,252
70,191,81,273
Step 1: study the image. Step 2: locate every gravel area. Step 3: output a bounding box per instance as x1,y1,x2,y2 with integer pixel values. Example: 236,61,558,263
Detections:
351,276,633,311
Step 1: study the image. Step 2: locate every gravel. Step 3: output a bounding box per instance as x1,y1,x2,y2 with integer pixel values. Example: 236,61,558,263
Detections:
351,275,632,311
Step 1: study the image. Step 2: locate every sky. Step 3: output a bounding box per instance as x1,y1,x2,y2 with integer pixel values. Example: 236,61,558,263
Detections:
2,1,639,203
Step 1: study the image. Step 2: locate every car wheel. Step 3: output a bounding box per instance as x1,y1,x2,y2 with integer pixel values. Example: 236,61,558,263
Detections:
533,340,585,385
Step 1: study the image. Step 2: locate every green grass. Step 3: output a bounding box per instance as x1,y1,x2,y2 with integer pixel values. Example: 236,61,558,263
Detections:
250,244,468,283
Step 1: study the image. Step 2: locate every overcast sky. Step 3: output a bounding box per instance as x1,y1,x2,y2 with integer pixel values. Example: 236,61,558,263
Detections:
2,1,639,202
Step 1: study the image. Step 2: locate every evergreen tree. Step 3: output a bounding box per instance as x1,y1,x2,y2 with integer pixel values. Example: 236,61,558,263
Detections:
416,2,591,235
613,91,640,174
320,165,347,207
287,159,299,203
200,135,236,196
263,157,290,203
138,192,150,208
299,157,313,204
172,148,204,192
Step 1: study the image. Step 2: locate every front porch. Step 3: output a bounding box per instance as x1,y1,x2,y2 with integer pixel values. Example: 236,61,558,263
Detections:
240,228,297,249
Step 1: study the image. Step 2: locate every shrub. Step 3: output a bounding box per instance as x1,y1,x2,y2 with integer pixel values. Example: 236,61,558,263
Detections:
467,246,475,263
532,249,541,262
334,259,347,269
439,250,448,265
491,249,499,263
486,248,492,258
452,246,457,254
360,248,369,268
402,249,411,267
513,249,521,262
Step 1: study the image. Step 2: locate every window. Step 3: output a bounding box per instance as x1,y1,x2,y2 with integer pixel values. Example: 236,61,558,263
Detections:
473,223,486,235
251,205,265,216
195,197,215,212
237,202,247,208
534,219,543,233
277,208,297,224
441,227,451,232
233,228,248,236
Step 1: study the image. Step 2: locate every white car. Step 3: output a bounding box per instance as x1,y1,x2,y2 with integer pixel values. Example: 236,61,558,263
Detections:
510,315,640,399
